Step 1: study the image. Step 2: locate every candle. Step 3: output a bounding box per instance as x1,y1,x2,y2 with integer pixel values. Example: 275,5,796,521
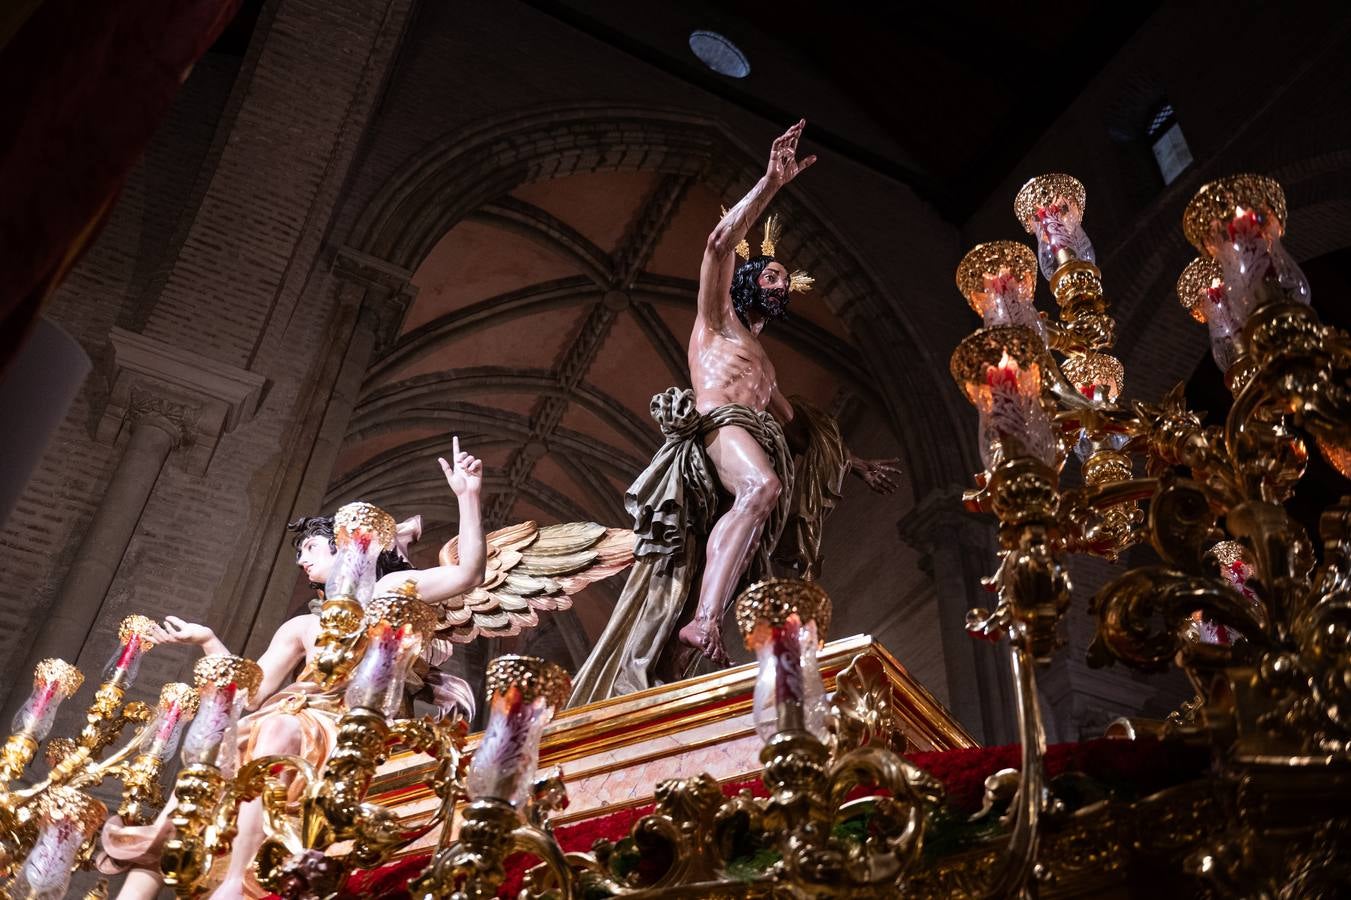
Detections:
1014,174,1096,280
182,655,263,773
466,656,570,809
12,659,83,741
736,580,831,742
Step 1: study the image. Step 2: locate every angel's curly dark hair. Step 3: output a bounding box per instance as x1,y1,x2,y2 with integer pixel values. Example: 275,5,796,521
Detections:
287,515,413,585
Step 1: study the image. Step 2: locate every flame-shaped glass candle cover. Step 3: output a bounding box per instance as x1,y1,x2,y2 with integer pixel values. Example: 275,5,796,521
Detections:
1014,174,1096,281
957,241,1044,337
10,787,106,900
951,326,1057,472
1183,174,1309,330
344,585,437,717
344,624,418,718
181,655,263,774
466,656,571,809
141,683,198,764
736,579,831,741
1191,542,1265,646
978,353,1056,470
1177,256,1243,372
326,501,398,608
12,659,84,742
102,615,159,688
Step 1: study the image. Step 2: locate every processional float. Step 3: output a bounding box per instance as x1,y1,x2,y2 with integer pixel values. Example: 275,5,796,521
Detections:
2,168,1350,898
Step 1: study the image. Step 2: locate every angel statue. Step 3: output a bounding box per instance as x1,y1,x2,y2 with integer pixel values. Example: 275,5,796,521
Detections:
99,438,631,900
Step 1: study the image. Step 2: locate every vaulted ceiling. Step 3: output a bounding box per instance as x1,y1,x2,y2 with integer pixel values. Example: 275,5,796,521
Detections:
325,167,892,640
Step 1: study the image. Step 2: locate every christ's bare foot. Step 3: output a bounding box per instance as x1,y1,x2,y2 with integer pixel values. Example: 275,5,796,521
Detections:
677,618,731,667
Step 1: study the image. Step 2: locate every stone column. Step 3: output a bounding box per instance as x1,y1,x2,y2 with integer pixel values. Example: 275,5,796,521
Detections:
898,487,1017,746
5,328,262,708
19,402,178,671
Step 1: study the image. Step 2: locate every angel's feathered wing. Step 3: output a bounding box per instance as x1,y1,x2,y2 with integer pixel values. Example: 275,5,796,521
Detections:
425,521,633,664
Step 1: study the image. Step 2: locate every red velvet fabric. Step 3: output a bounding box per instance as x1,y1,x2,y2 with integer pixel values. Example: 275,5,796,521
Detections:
308,738,1208,900
0,0,241,372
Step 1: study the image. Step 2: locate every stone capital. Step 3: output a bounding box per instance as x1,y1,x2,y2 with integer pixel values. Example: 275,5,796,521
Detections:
331,246,417,349
98,328,268,474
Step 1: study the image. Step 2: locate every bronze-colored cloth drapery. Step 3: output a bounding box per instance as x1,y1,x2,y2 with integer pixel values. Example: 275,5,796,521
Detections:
568,389,851,707
774,397,849,579
568,389,793,706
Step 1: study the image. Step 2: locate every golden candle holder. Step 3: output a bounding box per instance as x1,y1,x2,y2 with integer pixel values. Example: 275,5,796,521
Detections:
311,501,399,688
944,170,1351,895
162,585,466,899
410,655,573,900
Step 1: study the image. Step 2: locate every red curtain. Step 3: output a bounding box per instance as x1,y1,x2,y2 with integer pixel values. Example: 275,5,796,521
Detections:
0,0,242,373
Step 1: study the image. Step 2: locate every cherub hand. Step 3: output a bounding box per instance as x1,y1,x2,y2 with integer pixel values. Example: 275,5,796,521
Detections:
439,435,483,497
148,615,216,647
766,119,817,186
850,456,903,494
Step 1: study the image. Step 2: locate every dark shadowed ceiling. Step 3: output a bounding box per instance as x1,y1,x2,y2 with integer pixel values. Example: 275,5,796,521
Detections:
215,0,1159,219
522,0,1159,220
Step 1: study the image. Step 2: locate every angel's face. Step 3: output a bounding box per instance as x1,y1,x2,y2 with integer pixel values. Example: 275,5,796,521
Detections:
297,536,335,585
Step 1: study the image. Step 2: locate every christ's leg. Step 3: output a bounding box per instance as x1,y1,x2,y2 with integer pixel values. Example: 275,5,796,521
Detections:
678,425,781,665
208,714,303,900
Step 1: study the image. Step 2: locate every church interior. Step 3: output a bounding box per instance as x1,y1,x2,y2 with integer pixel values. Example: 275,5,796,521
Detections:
2,2,1350,897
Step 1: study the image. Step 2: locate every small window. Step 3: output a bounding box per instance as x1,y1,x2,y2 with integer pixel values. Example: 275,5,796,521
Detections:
1147,103,1193,185
689,31,750,79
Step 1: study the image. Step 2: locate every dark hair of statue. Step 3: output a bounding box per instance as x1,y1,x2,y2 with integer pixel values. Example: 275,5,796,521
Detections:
731,255,771,327
287,515,414,587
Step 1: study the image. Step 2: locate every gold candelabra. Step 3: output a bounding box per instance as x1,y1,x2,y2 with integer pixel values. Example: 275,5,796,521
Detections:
161,582,467,898
0,616,197,899
945,171,1351,896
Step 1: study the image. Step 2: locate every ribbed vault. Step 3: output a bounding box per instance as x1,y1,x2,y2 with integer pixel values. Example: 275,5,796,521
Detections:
326,103,971,660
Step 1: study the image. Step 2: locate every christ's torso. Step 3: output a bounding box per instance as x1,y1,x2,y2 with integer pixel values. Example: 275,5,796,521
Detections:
689,320,777,414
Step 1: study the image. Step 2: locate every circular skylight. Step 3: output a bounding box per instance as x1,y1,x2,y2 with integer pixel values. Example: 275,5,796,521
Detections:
689,30,750,78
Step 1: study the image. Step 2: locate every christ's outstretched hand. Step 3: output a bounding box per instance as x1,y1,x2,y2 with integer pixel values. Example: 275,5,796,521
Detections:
765,119,816,186
849,456,903,495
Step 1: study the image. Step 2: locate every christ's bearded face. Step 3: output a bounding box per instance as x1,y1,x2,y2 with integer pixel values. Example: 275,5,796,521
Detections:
754,261,791,320
297,535,335,585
